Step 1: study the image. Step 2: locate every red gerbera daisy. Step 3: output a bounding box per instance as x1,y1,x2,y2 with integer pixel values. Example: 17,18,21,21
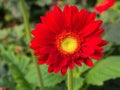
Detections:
95,0,116,14
30,5,107,76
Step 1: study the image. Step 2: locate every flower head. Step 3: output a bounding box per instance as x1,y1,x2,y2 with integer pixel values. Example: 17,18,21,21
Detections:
95,0,116,14
30,5,107,76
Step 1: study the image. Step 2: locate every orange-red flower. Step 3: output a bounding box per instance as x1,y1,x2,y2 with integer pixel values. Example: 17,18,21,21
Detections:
30,5,107,76
95,0,116,14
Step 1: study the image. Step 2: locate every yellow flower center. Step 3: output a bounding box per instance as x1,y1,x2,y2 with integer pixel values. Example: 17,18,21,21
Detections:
60,37,78,53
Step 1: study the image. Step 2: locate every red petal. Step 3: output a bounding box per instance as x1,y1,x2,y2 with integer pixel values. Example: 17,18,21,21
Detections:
45,6,64,34
84,58,94,67
75,59,83,66
77,9,89,31
63,5,70,29
93,28,104,37
41,15,61,35
34,49,40,56
61,66,68,76
61,57,69,67
32,24,55,38
53,55,63,73
81,46,94,56
83,37,102,46
46,51,58,65
63,5,79,30
76,61,82,66
91,51,104,60
86,12,96,24
30,38,54,47
94,46,103,51
38,54,48,64
98,40,108,46
79,20,102,37
48,65,54,72
39,46,54,54
53,6,65,28
95,0,116,14
69,60,74,70
54,66,60,73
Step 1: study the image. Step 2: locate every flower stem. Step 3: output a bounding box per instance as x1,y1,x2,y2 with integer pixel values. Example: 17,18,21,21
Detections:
67,69,73,90
20,0,44,90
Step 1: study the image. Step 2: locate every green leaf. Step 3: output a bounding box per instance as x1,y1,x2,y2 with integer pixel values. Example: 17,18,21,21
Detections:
4,0,22,19
0,24,24,41
0,29,10,39
103,23,120,44
0,45,32,90
73,77,84,90
73,65,89,78
26,64,65,87
36,0,53,7
85,56,120,86
45,86,61,90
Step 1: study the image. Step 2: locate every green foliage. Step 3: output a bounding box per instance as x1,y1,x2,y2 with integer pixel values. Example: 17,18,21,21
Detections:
26,64,65,87
103,23,120,45
4,0,22,19
85,56,120,86
0,29,10,39
0,24,24,41
73,77,84,90
45,86,61,90
1,0,120,90
36,0,53,7
0,45,32,90
0,45,65,90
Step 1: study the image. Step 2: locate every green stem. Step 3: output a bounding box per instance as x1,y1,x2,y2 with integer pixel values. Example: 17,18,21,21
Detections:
67,69,73,90
20,0,44,90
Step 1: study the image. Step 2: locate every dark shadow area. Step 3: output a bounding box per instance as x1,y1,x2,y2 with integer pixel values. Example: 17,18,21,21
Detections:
88,78,120,90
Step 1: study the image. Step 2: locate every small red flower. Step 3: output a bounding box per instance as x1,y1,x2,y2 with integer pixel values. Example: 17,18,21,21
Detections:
30,5,107,76
95,0,116,14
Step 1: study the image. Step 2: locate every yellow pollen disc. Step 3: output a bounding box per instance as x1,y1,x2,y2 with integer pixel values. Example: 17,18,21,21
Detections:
61,37,78,53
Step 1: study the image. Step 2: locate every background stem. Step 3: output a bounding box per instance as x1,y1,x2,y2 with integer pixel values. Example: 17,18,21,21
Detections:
20,0,44,90
67,69,73,90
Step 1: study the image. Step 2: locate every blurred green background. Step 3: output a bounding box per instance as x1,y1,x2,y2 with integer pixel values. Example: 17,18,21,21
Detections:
0,0,120,90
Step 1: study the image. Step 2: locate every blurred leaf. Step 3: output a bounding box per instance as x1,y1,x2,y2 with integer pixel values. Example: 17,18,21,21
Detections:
73,77,84,90
85,56,120,85
4,0,22,19
0,0,3,7
73,65,89,78
0,24,24,42
0,29,10,39
4,13,13,22
113,1,120,11
26,64,65,87
103,23,120,44
65,0,76,5
0,74,15,89
10,24,24,41
0,45,32,90
45,86,61,90
36,0,53,7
